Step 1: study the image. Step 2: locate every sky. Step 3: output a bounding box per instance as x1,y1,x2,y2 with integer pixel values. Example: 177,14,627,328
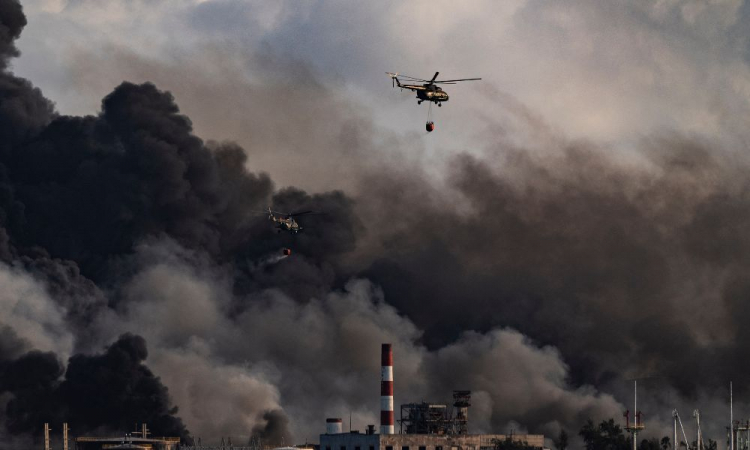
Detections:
3,0,750,448
14,0,750,190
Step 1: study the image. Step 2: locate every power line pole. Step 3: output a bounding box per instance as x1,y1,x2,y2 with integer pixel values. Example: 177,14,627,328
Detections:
63,423,70,450
44,423,51,450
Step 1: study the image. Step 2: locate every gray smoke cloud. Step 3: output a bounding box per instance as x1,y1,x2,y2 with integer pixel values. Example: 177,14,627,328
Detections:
0,262,73,358
2,0,750,448
89,239,622,443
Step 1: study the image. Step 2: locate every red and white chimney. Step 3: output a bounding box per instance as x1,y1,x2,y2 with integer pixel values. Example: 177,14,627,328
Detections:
380,343,394,435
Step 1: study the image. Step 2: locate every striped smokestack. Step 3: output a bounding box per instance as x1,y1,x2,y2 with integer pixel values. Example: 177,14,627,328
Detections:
380,343,394,435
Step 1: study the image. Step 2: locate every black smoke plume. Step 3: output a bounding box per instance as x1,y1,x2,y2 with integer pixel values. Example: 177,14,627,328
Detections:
0,334,189,443
250,409,292,447
361,141,749,395
0,0,359,444
3,0,750,445
58,334,189,440
1,350,63,435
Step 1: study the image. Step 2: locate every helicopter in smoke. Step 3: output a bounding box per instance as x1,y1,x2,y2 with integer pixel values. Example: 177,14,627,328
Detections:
261,207,319,234
386,71,481,131
255,207,324,256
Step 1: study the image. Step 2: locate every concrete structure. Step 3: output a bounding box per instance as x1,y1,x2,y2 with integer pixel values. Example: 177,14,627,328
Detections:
320,432,545,450
74,435,180,450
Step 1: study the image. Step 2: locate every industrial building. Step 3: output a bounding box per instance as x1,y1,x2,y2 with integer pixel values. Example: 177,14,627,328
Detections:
41,422,180,450
320,344,546,450
400,391,471,435
75,435,180,450
319,431,545,450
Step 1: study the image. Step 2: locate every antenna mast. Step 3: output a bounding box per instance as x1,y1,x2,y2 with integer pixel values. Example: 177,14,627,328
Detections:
625,381,644,450
693,410,702,450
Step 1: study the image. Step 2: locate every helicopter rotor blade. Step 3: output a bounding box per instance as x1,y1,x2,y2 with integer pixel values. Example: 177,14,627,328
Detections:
289,210,314,217
433,78,482,83
394,74,431,82
387,72,476,84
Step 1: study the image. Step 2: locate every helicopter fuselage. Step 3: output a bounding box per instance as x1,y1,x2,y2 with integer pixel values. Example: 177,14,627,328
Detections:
270,215,302,233
417,86,449,103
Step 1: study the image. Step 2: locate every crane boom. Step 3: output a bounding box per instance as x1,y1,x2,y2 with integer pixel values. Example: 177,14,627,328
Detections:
693,410,704,450
673,410,693,450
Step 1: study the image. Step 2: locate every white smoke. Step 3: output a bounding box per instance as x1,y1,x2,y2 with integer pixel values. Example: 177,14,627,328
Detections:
0,262,73,359
248,251,290,272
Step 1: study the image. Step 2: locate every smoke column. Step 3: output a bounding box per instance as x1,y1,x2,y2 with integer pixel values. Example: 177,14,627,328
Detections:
9,0,750,445
380,343,394,435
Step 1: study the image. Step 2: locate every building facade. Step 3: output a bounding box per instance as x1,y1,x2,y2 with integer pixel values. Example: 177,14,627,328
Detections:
74,436,180,449
320,432,546,450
